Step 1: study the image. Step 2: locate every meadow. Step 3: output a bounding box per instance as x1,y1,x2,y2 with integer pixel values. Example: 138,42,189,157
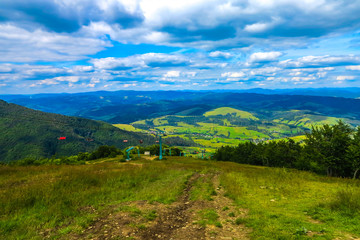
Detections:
1,156,360,239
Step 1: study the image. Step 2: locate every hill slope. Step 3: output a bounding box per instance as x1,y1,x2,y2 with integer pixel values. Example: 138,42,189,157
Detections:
1,157,360,239
0,100,155,162
204,107,259,120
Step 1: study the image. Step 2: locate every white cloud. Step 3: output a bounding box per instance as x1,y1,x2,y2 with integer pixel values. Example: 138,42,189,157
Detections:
72,66,94,72
249,52,283,63
0,64,12,73
336,76,356,81
291,76,316,82
346,65,360,70
123,83,137,88
163,71,180,77
280,55,360,68
250,67,281,75
209,51,232,58
0,24,110,62
92,57,145,70
92,53,190,70
53,76,81,82
184,71,197,77
221,72,245,78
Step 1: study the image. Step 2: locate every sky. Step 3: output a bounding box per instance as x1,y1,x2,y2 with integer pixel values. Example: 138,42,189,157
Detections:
1,0,360,94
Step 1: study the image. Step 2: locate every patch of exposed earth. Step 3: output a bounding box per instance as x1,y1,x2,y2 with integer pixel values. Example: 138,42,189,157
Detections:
67,173,251,240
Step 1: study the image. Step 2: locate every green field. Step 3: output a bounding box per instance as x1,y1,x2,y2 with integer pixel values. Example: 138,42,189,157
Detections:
114,107,357,152
204,107,259,120
113,124,146,133
2,157,360,239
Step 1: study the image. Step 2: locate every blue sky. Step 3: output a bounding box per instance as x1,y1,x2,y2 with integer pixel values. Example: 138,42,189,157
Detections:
1,0,360,94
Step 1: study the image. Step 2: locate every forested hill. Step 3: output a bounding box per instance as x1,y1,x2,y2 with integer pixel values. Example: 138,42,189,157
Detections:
0,100,155,162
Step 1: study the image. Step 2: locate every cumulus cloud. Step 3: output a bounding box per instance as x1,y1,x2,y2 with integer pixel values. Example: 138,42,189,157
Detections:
2,0,360,50
336,76,356,81
346,65,360,70
2,0,360,92
0,0,144,33
72,66,94,72
0,64,12,73
163,71,180,77
221,72,245,78
0,24,110,62
248,52,283,63
209,51,233,58
92,53,190,70
250,67,281,76
280,55,360,68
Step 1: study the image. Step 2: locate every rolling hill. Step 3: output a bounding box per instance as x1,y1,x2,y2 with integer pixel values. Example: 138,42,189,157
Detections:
0,100,156,162
114,106,360,155
203,107,259,120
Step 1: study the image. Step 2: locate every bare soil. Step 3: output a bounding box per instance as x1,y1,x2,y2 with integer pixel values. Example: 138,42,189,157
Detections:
68,173,251,240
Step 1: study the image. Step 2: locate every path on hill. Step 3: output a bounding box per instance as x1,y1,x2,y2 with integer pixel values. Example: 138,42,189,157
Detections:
68,172,250,240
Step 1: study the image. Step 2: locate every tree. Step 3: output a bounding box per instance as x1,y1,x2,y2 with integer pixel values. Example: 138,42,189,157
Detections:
346,127,360,179
304,121,353,177
89,145,122,160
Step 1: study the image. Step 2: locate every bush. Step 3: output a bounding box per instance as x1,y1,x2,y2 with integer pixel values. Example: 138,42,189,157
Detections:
328,189,360,215
88,145,122,160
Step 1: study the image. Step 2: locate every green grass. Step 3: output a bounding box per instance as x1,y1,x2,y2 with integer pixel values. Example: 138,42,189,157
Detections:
153,116,169,126
190,172,216,201
0,158,192,239
2,157,360,239
113,124,145,132
219,162,360,239
273,112,345,129
195,209,222,228
203,107,259,120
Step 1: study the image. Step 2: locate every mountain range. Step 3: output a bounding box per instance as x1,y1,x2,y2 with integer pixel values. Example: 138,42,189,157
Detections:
2,89,360,124
2,89,360,161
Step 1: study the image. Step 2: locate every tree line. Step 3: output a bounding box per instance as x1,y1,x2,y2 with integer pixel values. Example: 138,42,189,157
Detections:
8,144,184,166
214,121,360,179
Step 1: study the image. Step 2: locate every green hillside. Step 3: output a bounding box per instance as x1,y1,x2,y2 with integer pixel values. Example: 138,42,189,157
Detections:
271,110,346,128
204,107,259,120
0,100,155,162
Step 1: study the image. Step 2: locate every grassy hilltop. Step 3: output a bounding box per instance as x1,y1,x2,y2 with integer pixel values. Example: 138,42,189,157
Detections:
1,156,359,239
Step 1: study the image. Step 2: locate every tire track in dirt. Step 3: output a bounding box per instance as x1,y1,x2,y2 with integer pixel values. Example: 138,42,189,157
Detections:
140,172,206,239
204,174,251,240
66,172,251,240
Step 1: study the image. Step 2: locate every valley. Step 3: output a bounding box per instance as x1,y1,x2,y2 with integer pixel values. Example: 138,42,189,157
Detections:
2,91,360,162
114,107,359,158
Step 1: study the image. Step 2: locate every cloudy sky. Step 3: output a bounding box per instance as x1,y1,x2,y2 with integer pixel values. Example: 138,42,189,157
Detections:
1,0,360,94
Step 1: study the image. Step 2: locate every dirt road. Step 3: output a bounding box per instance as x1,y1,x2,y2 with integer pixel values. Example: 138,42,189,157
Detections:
69,173,250,240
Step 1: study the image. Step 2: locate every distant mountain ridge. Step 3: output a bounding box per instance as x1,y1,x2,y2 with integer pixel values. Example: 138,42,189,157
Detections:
2,90,360,124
